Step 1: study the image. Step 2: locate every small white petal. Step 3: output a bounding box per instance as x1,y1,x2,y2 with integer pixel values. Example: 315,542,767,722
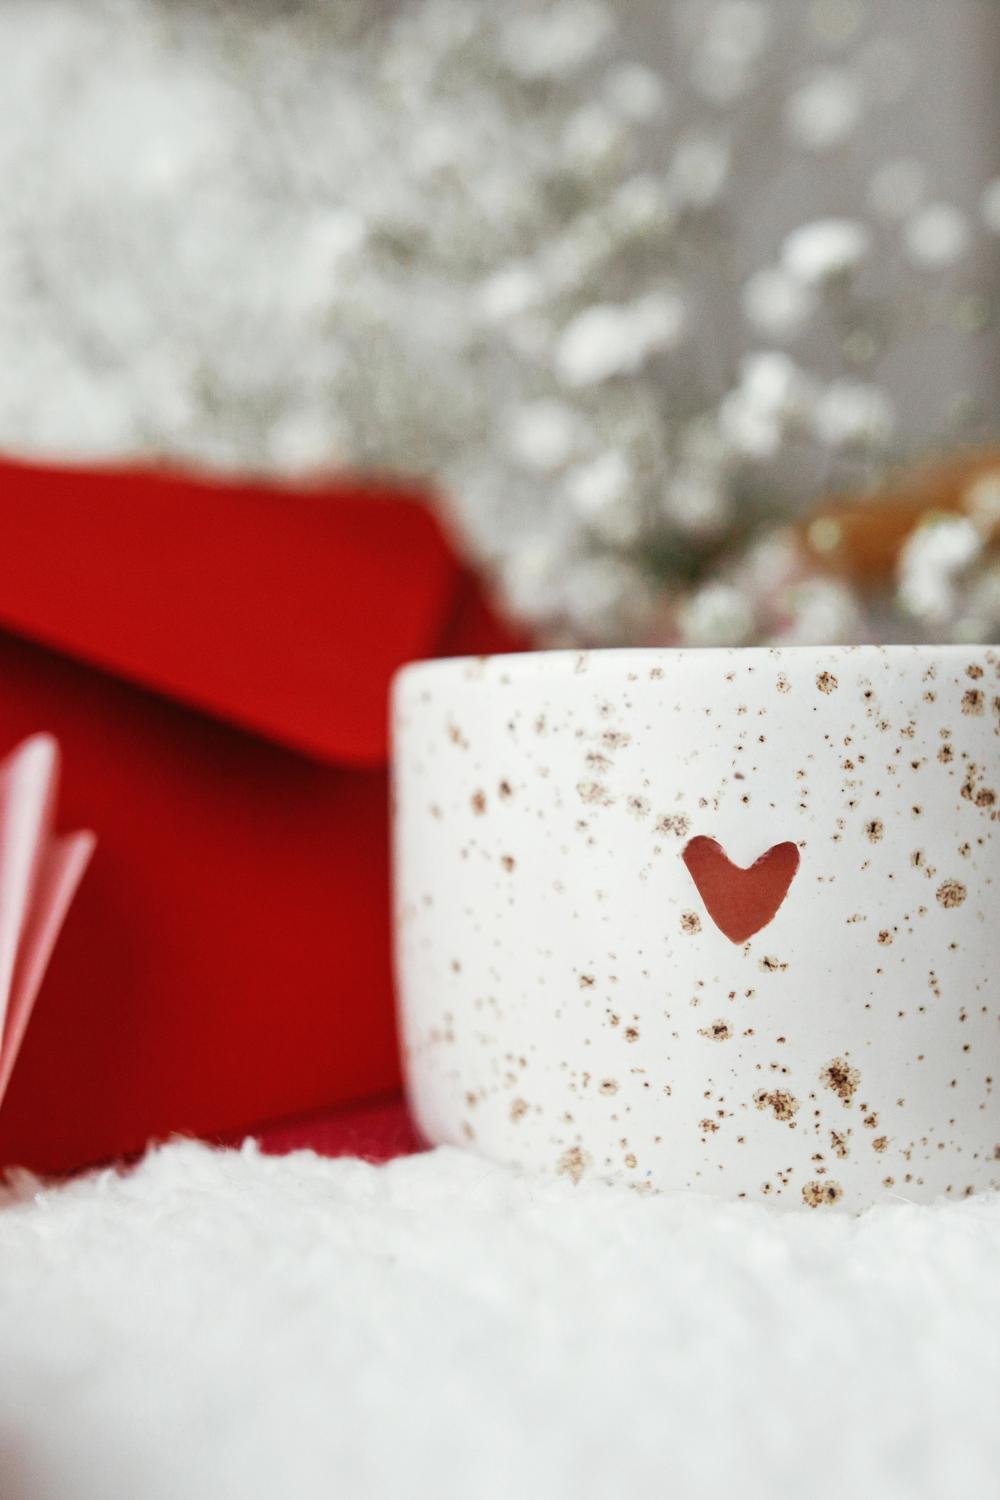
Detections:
565,449,630,513
556,293,685,386
782,218,871,285
611,175,675,234
662,469,730,536
718,351,817,456
562,105,624,170
690,3,769,103
603,64,668,122
897,516,981,623
506,402,581,473
770,578,862,646
267,407,345,473
744,351,815,413
813,381,895,449
678,581,755,647
501,2,612,81
565,451,641,544
740,266,816,338
478,264,545,322
904,203,971,268
784,68,863,152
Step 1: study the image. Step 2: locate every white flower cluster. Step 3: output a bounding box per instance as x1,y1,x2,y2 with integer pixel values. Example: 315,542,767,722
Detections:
0,0,996,645
897,467,1000,640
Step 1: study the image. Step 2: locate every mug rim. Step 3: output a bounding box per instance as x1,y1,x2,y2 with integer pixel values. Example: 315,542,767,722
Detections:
395,641,997,691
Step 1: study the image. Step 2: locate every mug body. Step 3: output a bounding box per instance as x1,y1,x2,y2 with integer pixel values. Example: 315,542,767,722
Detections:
392,646,1000,1210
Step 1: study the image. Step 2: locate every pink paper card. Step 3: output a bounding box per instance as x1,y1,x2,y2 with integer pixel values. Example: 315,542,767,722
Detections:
0,735,94,1109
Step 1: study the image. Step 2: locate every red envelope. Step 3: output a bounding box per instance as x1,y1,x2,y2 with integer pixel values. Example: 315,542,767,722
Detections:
0,456,520,1174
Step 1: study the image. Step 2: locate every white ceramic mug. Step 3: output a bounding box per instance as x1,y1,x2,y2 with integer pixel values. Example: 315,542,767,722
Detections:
392,646,1000,1210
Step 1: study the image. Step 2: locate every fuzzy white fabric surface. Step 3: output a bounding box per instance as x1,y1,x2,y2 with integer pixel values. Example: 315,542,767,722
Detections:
1,1141,999,1500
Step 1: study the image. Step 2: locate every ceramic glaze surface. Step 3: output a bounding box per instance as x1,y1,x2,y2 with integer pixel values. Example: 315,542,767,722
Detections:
392,647,1000,1210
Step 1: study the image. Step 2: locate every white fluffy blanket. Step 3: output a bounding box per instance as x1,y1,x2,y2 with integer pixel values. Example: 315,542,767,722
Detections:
1,1141,999,1499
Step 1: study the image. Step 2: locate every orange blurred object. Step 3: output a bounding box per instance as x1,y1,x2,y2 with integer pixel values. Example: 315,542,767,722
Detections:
799,447,1000,586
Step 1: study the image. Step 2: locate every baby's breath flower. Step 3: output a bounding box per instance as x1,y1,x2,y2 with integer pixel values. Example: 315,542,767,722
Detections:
784,68,863,152
740,266,816,338
0,0,994,649
782,218,872,285
903,203,971,268
898,516,982,624
812,381,895,450
555,293,686,386
678,581,756,647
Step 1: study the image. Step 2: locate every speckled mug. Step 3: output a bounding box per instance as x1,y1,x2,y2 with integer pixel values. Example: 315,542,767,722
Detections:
392,646,1000,1210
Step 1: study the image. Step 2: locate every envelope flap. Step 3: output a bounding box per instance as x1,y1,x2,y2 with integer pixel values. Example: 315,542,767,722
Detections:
0,457,463,767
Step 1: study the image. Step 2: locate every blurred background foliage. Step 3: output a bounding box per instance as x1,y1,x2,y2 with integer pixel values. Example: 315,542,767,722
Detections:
0,0,997,645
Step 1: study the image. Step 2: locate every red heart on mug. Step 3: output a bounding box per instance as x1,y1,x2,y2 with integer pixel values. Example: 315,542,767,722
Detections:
681,836,800,944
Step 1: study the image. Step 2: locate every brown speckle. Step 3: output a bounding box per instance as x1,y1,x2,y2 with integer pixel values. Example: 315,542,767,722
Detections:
627,795,650,819
598,1079,619,1096
500,854,517,873
872,1135,888,1153
936,879,967,909
821,1057,861,1106
759,955,789,973
777,674,791,694
655,813,692,838
579,974,595,989
962,689,985,716
754,1089,800,1122
498,779,514,801
470,790,487,815
865,819,884,843
803,1180,843,1207
830,1130,850,1159
681,911,702,935
623,1026,640,1043
510,1098,528,1122
556,1146,590,1184
699,1118,720,1133
967,663,984,680
816,671,838,694
577,781,614,807
699,1020,732,1041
